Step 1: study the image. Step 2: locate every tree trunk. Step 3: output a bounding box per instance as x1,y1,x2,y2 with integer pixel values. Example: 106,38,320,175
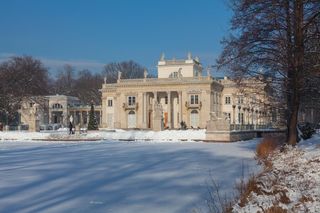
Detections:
287,91,300,145
287,0,304,145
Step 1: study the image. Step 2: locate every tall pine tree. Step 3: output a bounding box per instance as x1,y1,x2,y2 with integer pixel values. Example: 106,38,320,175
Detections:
87,102,99,130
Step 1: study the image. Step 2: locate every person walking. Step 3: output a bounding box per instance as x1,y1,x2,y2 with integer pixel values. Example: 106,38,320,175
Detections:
69,122,73,135
69,115,74,134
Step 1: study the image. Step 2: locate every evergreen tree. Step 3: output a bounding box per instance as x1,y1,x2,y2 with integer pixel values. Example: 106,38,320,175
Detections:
87,102,99,130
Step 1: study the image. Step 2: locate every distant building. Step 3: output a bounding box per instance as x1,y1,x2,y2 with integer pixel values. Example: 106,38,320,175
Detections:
19,95,102,130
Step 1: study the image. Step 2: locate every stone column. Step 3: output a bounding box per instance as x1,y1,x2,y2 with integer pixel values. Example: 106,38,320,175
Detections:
179,91,183,125
154,92,158,104
167,91,171,129
101,98,107,128
79,111,83,127
49,111,52,124
87,111,90,125
146,93,150,128
153,91,158,126
142,92,147,128
251,108,254,125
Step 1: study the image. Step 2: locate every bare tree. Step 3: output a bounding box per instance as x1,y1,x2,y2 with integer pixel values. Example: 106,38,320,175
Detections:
102,60,146,83
52,64,76,95
0,56,49,124
217,0,320,145
73,70,103,105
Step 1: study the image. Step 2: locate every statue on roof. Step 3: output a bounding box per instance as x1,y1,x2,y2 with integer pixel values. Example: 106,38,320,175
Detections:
160,53,165,61
144,69,148,78
118,71,122,80
206,66,211,78
187,52,192,60
178,68,182,79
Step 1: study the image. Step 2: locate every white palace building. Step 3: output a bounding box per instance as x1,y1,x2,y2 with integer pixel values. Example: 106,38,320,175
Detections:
100,53,273,131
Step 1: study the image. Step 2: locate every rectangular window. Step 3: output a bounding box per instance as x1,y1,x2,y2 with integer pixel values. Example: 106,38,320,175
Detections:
165,96,168,104
128,96,136,106
238,96,243,104
238,113,244,124
225,96,231,104
107,99,113,107
190,95,199,104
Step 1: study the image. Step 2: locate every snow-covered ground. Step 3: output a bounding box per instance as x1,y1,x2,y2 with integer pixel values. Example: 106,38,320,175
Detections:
0,129,206,141
233,133,320,213
0,138,260,213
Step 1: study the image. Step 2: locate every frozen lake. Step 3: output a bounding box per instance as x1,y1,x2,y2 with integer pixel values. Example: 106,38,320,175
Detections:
0,140,259,213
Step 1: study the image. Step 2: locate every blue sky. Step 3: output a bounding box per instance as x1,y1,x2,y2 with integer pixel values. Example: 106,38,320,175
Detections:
0,0,232,76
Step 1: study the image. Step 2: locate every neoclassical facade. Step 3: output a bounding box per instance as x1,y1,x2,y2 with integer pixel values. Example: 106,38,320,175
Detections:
101,54,272,130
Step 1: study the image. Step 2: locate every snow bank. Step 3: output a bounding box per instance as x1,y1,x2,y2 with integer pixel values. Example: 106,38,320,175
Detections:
89,129,205,141
0,131,51,141
233,133,320,213
0,129,206,142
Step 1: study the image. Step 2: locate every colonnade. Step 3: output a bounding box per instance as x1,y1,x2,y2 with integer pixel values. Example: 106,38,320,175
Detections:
232,105,268,125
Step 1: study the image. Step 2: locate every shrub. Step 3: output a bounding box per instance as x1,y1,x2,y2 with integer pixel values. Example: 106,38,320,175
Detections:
299,122,316,140
236,174,260,208
256,136,285,160
203,164,258,213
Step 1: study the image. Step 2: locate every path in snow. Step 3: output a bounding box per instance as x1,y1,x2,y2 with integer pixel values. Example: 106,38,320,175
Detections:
0,140,260,213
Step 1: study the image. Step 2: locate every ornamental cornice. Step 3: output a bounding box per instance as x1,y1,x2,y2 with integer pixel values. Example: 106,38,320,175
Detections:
125,92,138,96
187,89,202,94
101,78,218,89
